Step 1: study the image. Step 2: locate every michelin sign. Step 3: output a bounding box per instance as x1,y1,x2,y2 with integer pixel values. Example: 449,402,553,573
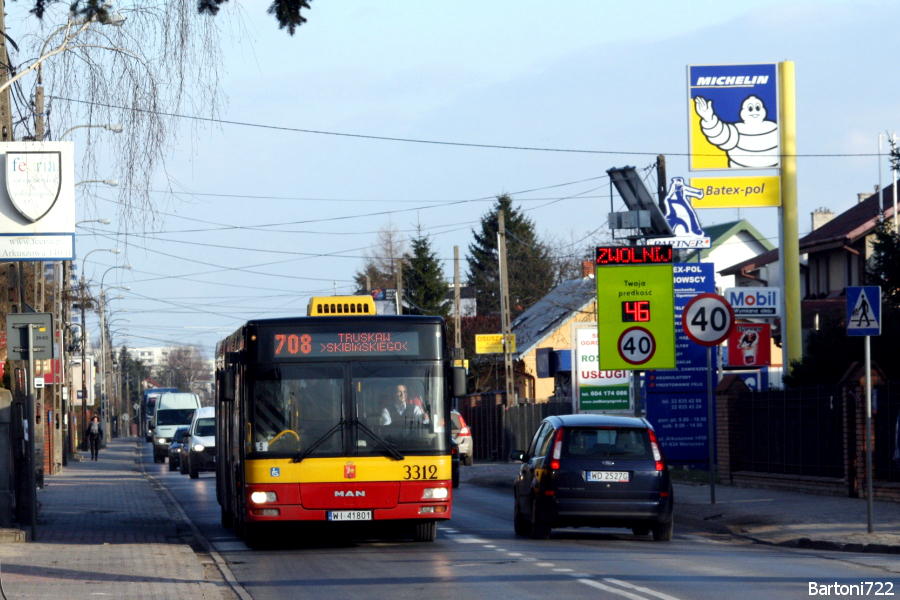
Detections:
687,64,779,171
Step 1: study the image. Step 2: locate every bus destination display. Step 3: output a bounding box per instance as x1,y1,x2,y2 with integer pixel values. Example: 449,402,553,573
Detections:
272,330,420,358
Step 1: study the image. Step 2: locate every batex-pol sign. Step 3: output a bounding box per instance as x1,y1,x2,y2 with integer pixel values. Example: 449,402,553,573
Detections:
595,246,676,370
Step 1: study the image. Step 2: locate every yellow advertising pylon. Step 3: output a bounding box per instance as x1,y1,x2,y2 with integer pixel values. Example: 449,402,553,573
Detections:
779,61,802,370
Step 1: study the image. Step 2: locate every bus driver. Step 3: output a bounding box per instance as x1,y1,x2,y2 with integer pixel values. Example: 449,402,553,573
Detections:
381,383,427,426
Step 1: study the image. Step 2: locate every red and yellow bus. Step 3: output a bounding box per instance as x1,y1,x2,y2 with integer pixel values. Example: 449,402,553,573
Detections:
215,299,465,546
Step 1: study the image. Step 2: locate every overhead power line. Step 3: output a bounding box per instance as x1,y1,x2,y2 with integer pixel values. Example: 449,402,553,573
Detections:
51,95,878,158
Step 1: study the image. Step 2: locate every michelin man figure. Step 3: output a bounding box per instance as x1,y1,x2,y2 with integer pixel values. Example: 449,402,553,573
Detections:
694,95,779,168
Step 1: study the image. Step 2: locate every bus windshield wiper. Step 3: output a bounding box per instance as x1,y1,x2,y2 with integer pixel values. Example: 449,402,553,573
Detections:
292,420,345,464
353,418,404,461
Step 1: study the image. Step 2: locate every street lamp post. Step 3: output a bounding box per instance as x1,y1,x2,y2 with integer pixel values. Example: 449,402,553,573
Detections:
77,248,119,454
98,265,131,444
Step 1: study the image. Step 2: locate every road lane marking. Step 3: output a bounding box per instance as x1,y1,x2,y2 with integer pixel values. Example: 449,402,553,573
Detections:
535,563,555,567
578,579,648,599
553,568,574,572
603,578,682,600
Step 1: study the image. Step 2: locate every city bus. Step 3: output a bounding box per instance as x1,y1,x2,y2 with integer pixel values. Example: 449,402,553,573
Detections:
215,303,465,546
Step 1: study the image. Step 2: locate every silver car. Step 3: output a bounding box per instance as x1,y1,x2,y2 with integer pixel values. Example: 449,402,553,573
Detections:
450,410,473,466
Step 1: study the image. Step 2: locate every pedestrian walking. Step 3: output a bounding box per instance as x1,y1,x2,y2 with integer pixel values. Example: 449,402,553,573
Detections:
85,415,103,461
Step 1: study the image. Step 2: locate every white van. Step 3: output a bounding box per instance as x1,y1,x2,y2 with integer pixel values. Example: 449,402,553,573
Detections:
152,392,201,463
182,406,215,479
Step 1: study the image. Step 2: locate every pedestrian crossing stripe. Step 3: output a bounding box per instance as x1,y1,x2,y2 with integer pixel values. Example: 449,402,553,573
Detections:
846,286,881,336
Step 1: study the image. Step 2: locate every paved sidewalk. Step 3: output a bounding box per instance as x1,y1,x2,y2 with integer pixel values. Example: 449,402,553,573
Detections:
0,437,232,599
462,462,900,553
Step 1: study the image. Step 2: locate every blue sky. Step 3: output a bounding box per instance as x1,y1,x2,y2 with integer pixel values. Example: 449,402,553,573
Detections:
58,0,900,357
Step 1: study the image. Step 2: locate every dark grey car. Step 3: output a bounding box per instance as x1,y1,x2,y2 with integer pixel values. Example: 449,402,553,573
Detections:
167,427,190,472
512,414,673,541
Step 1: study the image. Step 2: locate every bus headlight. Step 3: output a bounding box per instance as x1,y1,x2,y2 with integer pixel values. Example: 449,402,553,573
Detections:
422,487,449,500
192,444,205,452
250,491,277,504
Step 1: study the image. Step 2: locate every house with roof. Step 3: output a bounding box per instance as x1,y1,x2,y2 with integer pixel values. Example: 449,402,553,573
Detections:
682,219,775,292
721,186,895,332
509,264,598,401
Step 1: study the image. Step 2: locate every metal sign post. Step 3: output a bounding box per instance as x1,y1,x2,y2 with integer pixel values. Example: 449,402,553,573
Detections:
682,294,735,504
846,286,881,533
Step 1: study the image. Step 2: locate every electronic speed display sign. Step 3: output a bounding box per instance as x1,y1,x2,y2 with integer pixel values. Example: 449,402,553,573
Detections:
595,246,676,370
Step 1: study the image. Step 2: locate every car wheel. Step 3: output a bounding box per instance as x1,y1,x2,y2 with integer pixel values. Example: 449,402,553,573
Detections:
412,520,437,542
462,454,473,466
631,526,650,536
180,457,188,475
168,458,177,472
530,497,551,539
189,461,199,479
652,517,673,542
513,498,531,536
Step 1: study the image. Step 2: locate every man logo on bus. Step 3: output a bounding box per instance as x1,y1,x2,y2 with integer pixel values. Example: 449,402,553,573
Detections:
344,462,356,479
693,95,779,168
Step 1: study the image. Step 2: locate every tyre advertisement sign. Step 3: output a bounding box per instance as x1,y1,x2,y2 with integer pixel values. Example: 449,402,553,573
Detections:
726,323,771,367
573,326,630,413
687,63,779,171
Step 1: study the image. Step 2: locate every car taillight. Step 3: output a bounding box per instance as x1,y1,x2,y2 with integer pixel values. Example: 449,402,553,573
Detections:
451,445,458,457
550,428,564,470
648,429,664,472
458,425,471,437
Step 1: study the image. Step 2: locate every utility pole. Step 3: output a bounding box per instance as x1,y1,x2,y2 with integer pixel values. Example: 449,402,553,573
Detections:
396,259,403,316
0,0,13,142
453,246,461,350
656,155,667,211
497,211,515,407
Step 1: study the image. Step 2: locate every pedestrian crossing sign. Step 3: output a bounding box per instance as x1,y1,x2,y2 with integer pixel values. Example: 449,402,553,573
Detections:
846,286,881,336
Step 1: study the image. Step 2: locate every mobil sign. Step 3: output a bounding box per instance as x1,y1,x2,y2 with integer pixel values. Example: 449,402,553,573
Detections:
724,287,780,317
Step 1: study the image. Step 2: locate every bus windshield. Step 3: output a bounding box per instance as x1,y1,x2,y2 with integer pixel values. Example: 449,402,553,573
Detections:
249,362,447,457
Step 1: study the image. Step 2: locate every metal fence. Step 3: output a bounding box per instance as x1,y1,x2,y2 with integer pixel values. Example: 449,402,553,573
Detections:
873,382,900,483
737,385,845,478
458,394,572,462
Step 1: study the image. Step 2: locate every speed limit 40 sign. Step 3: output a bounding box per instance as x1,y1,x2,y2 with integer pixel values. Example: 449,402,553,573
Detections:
682,293,735,346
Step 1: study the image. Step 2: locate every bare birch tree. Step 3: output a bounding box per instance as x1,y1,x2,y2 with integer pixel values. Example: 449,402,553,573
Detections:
5,1,241,228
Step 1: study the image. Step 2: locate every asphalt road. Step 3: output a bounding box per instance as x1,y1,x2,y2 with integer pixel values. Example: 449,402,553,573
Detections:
143,445,900,600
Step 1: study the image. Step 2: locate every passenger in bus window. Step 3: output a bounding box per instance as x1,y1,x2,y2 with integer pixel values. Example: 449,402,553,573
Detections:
381,383,427,426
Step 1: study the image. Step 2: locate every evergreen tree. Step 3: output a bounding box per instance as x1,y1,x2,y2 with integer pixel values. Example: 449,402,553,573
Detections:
466,195,556,317
866,220,900,308
402,232,449,317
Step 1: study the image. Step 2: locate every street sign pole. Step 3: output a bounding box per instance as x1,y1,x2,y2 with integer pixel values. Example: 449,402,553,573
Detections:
707,345,715,504
682,293,735,505
865,334,873,533
845,285,880,533
26,325,36,542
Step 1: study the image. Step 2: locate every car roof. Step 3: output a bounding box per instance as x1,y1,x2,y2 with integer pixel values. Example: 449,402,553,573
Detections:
545,414,650,429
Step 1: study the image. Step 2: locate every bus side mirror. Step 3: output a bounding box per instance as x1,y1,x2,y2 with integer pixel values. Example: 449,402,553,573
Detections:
220,370,235,403
451,367,466,398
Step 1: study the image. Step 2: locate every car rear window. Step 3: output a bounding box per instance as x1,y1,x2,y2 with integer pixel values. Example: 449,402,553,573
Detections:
450,412,461,434
562,427,651,459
